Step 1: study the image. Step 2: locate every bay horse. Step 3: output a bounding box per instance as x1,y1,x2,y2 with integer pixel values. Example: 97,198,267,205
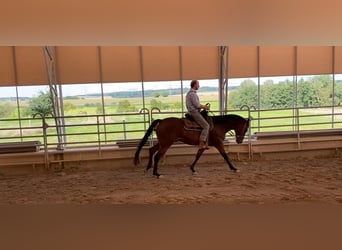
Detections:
134,114,250,177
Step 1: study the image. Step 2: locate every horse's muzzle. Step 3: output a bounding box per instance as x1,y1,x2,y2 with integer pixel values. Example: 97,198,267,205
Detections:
236,136,244,144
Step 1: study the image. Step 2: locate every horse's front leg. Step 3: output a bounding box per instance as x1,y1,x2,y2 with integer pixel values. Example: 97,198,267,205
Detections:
190,148,205,174
215,144,238,172
221,152,237,172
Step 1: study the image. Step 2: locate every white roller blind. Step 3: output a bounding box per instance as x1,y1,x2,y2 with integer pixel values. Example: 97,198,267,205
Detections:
100,46,141,83
260,46,295,76
297,46,333,75
15,46,48,85
1,46,342,86
181,46,219,80
333,46,342,74
142,46,180,81
0,46,15,86
228,46,258,78
57,46,100,84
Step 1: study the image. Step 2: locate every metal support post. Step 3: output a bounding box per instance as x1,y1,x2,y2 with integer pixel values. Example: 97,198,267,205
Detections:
219,46,229,114
43,46,66,150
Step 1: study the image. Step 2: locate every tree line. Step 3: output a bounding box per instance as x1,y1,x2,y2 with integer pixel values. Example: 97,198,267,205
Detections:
228,75,342,109
2,76,342,117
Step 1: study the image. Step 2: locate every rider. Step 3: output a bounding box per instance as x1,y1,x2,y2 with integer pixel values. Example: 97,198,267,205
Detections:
186,80,210,149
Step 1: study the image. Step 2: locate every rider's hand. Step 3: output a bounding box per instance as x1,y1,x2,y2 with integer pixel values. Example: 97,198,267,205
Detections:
200,104,210,110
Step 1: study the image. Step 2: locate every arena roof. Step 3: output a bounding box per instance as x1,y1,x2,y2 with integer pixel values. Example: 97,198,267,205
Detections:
1,1,342,86
1,0,342,46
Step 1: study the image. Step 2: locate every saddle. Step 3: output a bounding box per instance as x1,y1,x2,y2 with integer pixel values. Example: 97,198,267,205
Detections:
183,110,213,131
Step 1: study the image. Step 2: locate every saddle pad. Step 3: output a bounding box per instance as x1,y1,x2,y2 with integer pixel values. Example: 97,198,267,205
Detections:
182,118,202,130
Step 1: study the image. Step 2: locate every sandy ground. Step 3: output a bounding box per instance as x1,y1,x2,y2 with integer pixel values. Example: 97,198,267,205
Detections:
0,156,342,204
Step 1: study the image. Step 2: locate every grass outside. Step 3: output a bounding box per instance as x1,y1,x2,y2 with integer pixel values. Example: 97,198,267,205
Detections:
1,93,341,145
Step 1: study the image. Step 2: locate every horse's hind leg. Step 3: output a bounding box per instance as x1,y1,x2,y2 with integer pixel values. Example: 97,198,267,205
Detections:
190,148,205,174
146,143,159,172
152,144,170,177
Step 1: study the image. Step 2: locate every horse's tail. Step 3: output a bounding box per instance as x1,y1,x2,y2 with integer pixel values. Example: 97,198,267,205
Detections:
133,119,161,166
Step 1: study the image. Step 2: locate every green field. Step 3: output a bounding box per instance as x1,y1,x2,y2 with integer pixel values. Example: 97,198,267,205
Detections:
1,92,341,147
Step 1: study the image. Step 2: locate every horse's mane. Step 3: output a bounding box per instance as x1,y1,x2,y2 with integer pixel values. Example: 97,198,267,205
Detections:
211,114,244,124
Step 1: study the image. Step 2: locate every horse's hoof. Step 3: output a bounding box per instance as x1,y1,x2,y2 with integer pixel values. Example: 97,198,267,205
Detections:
192,171,199,175
229,167,239,173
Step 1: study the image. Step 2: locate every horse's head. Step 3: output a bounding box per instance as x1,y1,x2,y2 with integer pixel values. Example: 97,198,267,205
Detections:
234,117,250,144
212,114,250,144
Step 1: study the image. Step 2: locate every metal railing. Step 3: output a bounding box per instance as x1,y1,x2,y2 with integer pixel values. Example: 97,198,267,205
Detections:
0,106,342,151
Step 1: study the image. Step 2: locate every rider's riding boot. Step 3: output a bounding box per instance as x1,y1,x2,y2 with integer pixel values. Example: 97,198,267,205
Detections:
199,141,209,150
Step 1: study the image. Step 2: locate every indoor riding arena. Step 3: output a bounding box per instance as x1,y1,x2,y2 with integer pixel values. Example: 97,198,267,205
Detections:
1,1,342,249
1,47,341,204
0,42,342,204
